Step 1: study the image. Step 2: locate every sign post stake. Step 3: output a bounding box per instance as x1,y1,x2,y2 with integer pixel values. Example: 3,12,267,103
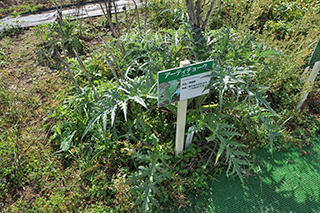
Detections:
175,60,190,156
298,37,320,109
175,99,188,156
297,61,320,109
157,59,213,156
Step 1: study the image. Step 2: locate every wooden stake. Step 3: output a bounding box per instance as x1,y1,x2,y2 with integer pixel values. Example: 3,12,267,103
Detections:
175,60,190,157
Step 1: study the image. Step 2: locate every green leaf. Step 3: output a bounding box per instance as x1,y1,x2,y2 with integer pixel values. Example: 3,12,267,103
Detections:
247,85,280,117
215,142,225,164
110,105,118,126
120,100,128,121
129,96,147,108
102,110,108,133
165,85,171,102
60,131,76,152
81,109,105,140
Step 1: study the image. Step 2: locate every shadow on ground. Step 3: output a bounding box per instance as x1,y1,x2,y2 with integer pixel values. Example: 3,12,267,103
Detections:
169,138,320,212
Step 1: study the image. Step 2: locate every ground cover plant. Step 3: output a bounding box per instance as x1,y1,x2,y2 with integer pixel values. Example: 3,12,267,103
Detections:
1,0,320,212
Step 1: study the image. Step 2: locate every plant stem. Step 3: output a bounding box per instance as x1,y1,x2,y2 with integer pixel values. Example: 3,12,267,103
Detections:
112,0,119,26
99,50,121,85
98,35,124,79
53,0,82,94
143,0,148,31
202,0,217,31
54,46,82,93
99,0,119,38
73,47,100,101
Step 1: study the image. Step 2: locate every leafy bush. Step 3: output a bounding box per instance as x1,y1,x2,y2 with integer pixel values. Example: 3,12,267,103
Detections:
119,29,185,73
130,135,172,212
47,21,287,212
149,0,187,30
44,17,86,56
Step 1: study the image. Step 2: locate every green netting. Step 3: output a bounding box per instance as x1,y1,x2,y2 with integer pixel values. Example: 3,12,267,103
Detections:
171,138,320,212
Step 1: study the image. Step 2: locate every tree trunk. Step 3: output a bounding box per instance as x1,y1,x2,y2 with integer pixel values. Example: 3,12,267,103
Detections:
185,0,218,32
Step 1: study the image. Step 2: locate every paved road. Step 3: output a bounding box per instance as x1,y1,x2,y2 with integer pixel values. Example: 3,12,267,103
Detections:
0,0,140,31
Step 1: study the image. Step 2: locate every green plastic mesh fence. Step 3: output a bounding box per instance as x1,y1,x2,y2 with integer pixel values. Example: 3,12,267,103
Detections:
169,137,320,212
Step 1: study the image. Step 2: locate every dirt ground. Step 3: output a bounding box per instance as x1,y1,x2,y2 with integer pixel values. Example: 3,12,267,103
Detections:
0,24,67,209
0,28,65,144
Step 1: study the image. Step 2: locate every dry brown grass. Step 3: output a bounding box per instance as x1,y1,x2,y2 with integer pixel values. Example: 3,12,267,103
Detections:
0,27,68,210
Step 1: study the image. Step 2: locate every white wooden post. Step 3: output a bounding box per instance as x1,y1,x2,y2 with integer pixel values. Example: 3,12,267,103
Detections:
297,61,320,109
175,60,190,157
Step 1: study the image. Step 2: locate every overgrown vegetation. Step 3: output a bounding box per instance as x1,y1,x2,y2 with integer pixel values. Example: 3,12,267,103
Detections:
1,0,320,212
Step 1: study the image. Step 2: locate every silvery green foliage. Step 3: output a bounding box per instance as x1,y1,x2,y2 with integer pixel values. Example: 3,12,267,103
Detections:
76,25,282,204
82,29,187,138
120,29,185,73
205,62,281,151
45,16,85,55
189,112,249,184
81,75,157,140
130,135,172,213
185,26,283,182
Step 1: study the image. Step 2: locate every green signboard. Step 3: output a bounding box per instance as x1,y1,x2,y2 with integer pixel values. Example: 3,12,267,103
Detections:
157,60,214,107
309,38,320,65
